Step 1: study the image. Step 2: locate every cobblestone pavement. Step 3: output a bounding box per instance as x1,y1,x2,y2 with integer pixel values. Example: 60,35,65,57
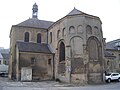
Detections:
0,77,120,90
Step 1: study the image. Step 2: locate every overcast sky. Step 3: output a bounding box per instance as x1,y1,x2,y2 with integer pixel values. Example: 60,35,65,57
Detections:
0,0,120,48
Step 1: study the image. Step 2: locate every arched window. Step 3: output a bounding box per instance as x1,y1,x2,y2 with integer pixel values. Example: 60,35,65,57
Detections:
37,33,41,43
59,42,65,62
69,26,75,34
88,38,99,61
62,28,65,37
86,25,92,35
57,30,60,39
94,26,99,36
50,32,52,43
77,25,83,33
24,32,29,42
70,37,83,57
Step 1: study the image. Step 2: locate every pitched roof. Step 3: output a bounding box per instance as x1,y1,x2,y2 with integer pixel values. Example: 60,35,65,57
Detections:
16,41,53,54
0,53,3,59
1,53,9,60
67,7,85,16
106,39,120,50
104,51,116,58
15,18,54,29
0,49,9,54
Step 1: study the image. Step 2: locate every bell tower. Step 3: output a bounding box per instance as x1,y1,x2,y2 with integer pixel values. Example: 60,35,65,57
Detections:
32,3,38,18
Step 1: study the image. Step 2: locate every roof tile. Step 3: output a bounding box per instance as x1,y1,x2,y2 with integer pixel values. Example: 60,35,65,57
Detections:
16,18,54,29
16,41,53,54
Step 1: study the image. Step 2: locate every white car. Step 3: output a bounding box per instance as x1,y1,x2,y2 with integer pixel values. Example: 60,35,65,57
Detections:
105,73,120,83
0,64,8,77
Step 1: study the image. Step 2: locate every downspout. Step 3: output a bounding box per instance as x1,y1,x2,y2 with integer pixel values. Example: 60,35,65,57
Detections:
52,53,55,79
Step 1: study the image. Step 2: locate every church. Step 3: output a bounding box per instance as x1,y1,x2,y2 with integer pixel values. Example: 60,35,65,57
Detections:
9,3,105,84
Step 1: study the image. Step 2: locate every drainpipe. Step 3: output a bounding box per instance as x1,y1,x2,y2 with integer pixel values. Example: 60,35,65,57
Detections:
52,53,55,80
47,30,48,44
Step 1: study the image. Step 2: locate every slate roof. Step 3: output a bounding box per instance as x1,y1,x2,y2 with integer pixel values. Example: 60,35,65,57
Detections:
67,7,85,16
15,18,54,29
1,53,9,60
0,53,3,59
106,39,120,50
104,51,116,58
16,41,53,54
0,49,9,54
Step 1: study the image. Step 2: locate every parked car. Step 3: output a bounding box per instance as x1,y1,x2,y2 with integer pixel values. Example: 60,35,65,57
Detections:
0,64,8,77
105,73,120,83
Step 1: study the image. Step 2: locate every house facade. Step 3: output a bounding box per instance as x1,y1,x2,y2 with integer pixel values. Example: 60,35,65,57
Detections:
0,48,9,65
9,3,105,84
105,39,120,73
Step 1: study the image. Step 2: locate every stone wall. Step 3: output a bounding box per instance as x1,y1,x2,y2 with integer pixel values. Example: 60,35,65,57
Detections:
17,52,53,81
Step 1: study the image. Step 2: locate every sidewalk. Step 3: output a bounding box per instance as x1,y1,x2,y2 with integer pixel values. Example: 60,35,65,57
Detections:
0,77,72,88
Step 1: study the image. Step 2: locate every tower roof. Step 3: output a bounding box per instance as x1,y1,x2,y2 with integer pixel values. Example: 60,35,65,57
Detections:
67,7,85,16
32,3,38,18
33,3,38,8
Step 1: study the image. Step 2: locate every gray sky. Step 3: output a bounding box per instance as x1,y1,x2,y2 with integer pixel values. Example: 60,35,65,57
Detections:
0,0,120,48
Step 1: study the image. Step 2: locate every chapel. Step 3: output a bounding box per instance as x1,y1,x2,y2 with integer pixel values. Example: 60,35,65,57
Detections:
9,3,105,84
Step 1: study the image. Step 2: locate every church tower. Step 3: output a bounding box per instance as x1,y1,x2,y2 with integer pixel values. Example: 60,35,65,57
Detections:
32,3,38,18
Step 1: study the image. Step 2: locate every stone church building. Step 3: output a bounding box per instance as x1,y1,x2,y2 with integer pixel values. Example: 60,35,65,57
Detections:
9,3,105,84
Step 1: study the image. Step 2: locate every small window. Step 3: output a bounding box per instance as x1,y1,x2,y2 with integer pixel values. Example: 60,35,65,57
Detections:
112,74,119,76
107,60,109,65
48,59,51,65
37,33,41,43
94,26,99,36
119,54,120,60
86,25,92,35
31,57,36,65
62,28,66,36
69,26,75,34
4,61,7,64
24,32,29,42
57,30,60,39
50,32,52,43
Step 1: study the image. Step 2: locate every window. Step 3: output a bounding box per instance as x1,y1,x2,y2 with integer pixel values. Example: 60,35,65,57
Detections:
31,57,36,65
107,60,110,65
86,25,92,35
119,54,120,60
57,30,60,39
112,73,119,76
48,59,51,65
59,42,65,62
37,33,41,43
77,25,83,33
69,26,75,34
62,28,65,36
4,61,7,65
50,32,52,43
24,32,29,42
88,38,99,61
94,26,99,36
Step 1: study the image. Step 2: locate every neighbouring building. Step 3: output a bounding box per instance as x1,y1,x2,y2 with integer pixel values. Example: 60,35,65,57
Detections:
9,3,105,84
105,39,120,73
0,53,3,64
0,48,9,65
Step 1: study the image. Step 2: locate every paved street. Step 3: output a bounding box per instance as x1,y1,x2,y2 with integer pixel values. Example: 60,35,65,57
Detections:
0,77,120,90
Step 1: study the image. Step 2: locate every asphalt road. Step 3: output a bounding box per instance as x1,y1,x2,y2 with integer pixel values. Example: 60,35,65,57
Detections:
0,77,120,90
